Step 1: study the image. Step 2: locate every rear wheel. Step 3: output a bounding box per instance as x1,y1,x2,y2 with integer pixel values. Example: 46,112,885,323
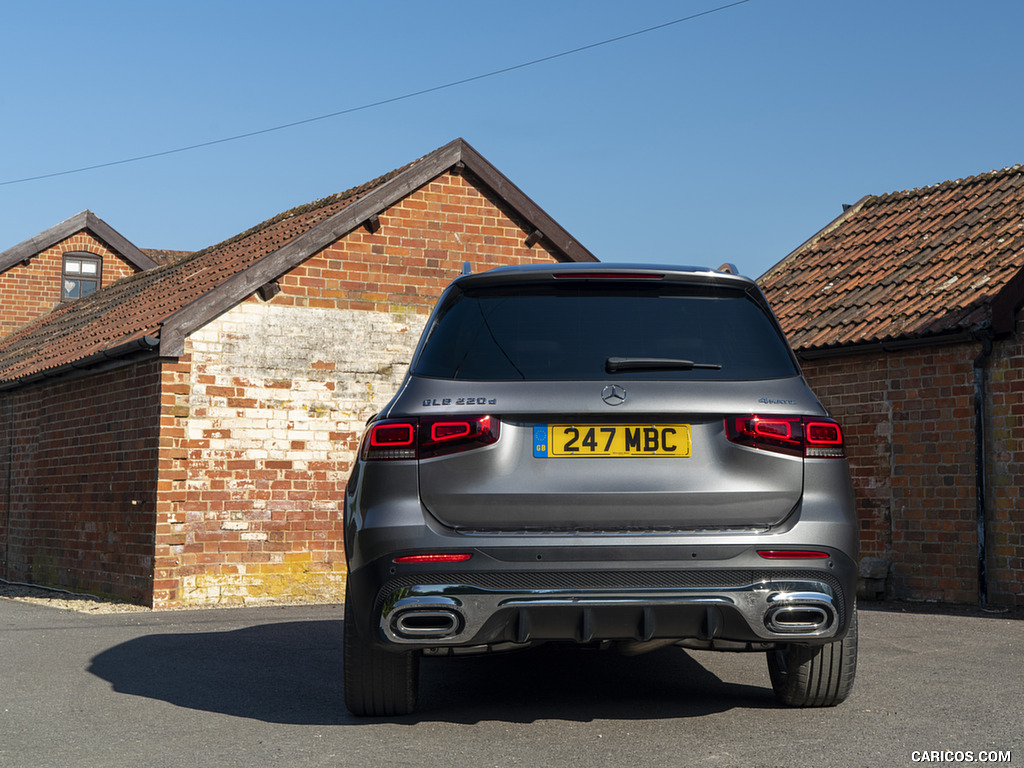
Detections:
767,605,858,707
343,592,419,716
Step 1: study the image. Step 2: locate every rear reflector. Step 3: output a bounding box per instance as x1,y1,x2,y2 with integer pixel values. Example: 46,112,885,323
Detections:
758,550,830,560
393,553,473,564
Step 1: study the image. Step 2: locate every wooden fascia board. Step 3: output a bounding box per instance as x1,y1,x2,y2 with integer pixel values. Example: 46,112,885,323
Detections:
457,140,597,263
0,211,90,273
795,328,981,361
157,144,466,357
83,211,159,271
0,336,160,393
0,209,158,274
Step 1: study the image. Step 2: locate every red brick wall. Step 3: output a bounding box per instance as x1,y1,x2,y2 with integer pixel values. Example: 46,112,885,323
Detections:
153,358,191,606
887,346,978,604
275,172,562,312
801,340,1024,607
802,354,894,562
0,231,139,338
0,361,161,604
986,316,1024,607
150,171,566,607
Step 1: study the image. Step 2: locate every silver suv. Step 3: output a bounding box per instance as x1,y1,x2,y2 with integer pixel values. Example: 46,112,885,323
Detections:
343,263,858,716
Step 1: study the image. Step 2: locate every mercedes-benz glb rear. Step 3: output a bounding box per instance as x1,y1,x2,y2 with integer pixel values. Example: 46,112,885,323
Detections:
343,263,858,716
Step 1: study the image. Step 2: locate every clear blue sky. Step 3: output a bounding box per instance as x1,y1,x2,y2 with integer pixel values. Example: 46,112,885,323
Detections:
3,0,1022,279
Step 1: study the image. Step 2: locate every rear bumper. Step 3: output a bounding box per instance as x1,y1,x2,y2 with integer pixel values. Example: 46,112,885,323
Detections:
344,459,859,651
350,557,857,651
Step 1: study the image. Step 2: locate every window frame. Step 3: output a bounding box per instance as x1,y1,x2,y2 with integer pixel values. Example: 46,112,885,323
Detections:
61,252,103,301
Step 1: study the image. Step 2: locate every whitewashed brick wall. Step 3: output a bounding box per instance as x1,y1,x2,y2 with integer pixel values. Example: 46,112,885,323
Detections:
177,299,426,604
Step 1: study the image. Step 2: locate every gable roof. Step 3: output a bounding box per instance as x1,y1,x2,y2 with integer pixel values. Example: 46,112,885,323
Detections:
759,165,1024,356
0,138,596,389
0,210,159,274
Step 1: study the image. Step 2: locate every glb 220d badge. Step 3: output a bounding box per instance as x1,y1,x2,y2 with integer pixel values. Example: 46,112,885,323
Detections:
423,397,497,406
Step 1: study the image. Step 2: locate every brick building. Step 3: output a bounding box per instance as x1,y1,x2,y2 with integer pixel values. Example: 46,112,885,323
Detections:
0,210,161,337
0,139,595,608
760,166,1024,608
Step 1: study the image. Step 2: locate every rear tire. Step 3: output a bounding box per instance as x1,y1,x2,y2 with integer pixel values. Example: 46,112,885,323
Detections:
767,605,858,707
343,593,419,716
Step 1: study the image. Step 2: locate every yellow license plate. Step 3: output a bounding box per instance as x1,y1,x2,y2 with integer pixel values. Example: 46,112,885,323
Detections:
534,424,691,458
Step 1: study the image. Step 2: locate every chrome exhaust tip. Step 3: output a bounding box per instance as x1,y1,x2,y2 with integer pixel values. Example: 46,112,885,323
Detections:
764,590,838,635
765,605,831,633
392,609,463,639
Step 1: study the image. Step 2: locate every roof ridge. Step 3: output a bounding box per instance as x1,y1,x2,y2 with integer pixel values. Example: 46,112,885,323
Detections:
146,141,457,279
0,209,159,275
179,160,419,265
872,164,1024,204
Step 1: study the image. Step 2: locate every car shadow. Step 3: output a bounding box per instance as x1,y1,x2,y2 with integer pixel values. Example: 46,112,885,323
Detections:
416,643,778,724
88,620,348,725
88,619,778,725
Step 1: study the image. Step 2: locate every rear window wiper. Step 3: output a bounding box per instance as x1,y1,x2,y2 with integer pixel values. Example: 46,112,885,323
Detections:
605,356,723,373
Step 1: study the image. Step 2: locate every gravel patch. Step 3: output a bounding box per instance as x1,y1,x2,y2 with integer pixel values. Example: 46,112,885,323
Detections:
0,579,345,614
0,580,147,614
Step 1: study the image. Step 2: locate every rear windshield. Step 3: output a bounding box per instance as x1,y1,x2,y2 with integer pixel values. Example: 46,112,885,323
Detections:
412,282,799,382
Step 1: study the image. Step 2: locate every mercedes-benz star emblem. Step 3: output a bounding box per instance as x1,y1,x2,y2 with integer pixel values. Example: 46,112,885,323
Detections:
601,384,627,406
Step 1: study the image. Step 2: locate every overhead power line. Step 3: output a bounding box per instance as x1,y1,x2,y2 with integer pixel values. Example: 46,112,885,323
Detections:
0,0,753,187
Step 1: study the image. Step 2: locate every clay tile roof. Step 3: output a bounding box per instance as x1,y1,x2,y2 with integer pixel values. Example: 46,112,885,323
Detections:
0,161,412,386
759,165,1024,354
0,138,596,388
140,249,193,266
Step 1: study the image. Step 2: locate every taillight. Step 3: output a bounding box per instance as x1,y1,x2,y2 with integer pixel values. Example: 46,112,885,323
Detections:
803,420,845,458
420,415,499,458
725,415,845,458
363,420,418,460
360,415,500,461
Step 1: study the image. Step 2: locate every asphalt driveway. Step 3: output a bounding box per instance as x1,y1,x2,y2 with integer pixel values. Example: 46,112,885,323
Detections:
1,597,1020,768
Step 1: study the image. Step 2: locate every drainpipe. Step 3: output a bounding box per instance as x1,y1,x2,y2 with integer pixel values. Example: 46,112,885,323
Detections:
3,394,11,580
973,332,994,607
